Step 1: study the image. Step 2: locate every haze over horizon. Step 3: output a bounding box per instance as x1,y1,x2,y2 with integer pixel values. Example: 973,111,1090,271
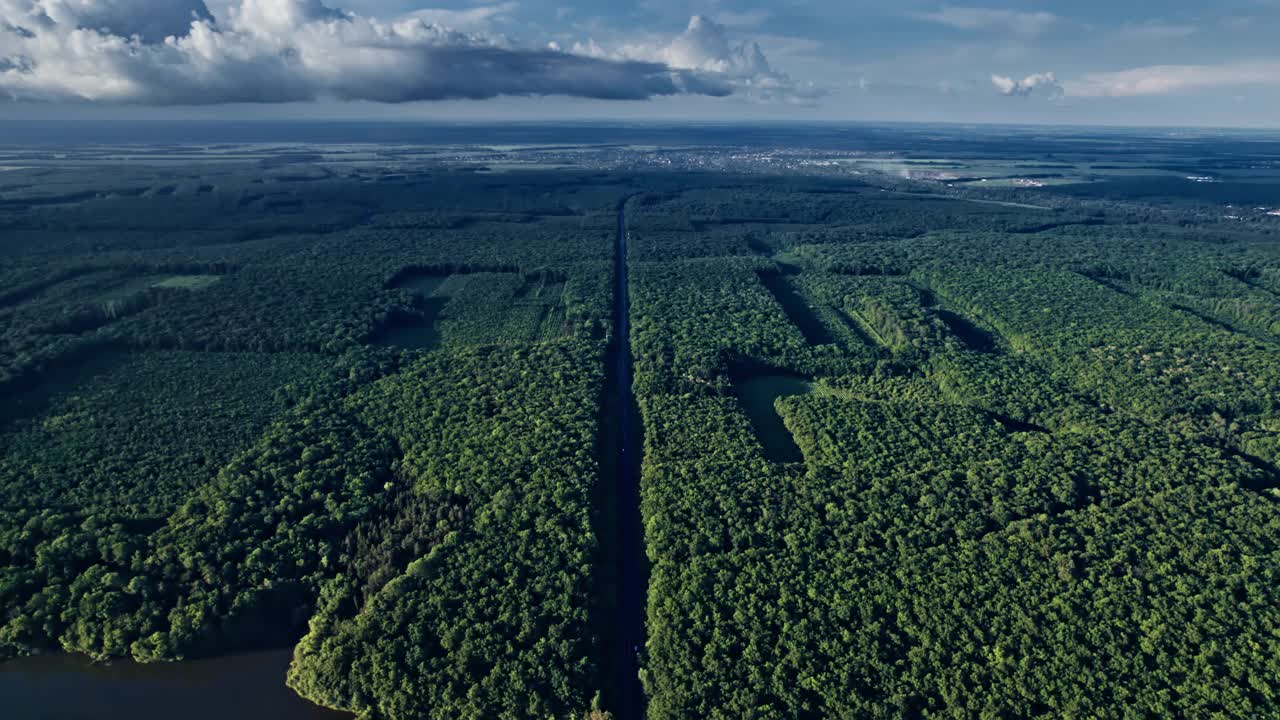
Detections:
1,0,1279,129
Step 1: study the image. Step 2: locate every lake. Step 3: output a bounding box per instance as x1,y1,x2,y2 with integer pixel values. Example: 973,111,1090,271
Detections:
734,374,813,463
0,650,349,720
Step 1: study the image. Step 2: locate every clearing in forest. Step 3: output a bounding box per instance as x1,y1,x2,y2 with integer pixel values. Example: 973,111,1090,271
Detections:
733,374,814,463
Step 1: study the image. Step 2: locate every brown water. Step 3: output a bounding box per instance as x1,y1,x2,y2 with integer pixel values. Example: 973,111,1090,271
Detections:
0,650,349,720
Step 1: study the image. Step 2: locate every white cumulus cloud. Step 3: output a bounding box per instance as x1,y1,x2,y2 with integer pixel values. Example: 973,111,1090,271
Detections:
576,15,820,103
991,71,1063,99
0,0,753,104
397,2,514,32
1,0,212,41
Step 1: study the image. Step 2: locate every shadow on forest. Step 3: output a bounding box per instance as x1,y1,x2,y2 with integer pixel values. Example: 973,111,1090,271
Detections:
936,309,998,353
1227,448,1280,498
0,345,128,428
757,270,835,346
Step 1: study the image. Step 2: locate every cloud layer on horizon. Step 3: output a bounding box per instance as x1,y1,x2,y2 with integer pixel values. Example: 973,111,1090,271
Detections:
913,6,1058,38
0,0,804,104
993,60,1280,103
1064,61,1280,97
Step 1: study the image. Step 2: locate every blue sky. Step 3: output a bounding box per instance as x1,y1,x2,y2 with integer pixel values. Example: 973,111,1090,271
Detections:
3,0,1279,127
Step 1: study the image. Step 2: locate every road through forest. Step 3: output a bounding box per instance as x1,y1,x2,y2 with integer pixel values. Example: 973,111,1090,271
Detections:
610,198,645,720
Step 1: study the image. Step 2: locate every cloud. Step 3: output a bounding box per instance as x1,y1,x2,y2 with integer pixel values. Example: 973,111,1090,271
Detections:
398,2,515,32
0,0,737,104
1,0,213,41
577,15,820,103
227,0,343,35
991,72,1063,99
991,61,1280,101
1064,61,1280,97
914,6,1057,37
1117,22,1198,41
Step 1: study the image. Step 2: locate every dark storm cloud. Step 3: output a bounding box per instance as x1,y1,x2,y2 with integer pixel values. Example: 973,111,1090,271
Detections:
321,46,729,103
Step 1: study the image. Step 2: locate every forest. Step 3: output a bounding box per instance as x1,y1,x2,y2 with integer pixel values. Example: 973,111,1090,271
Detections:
1,145,1278,719
0,165,626,718
625,182,1280,719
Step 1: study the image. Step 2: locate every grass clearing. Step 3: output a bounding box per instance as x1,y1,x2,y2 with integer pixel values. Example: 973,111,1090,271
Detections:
151,274,224,290
373,271,570,350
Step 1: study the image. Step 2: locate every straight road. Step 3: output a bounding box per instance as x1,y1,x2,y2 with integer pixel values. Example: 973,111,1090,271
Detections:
610,198,645,720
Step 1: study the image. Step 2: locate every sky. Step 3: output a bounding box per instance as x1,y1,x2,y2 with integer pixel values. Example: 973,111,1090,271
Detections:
1,0,1279,128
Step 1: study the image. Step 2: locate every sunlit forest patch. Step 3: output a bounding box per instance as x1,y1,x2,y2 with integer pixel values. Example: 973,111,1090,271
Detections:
148,275,223,291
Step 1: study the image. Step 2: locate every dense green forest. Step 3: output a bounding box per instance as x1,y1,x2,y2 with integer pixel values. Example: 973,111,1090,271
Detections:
0,166,627,718
1,153,1279,719
625,184,1280,719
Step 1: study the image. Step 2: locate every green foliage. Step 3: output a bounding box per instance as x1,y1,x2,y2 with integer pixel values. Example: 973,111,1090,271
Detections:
3,160,1280,720
626,179,1280,719
0,168,622,719
0,351,328,515
0,360,399,661
289,340,607,719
